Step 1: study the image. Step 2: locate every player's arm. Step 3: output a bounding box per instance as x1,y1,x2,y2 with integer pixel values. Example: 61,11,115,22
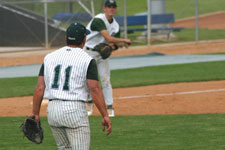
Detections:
86,59,112,136
91,18,131,45
32,64,46,122
100,30,131,44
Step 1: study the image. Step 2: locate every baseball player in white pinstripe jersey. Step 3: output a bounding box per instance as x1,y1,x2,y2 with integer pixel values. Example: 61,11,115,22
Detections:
30,22,112,150
85,0,131,117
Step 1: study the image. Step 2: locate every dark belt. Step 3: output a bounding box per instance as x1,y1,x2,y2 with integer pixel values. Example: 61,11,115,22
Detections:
49,99,67,101
86,47,94,51
49,99,84,102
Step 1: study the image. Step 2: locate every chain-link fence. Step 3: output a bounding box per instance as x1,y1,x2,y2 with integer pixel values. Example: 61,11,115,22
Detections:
0,0,225,48
117,0,225,45
0,0,104,48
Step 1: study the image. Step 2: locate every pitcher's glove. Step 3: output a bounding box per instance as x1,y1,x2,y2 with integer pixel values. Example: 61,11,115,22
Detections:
93,43,113,59
20,116,43,144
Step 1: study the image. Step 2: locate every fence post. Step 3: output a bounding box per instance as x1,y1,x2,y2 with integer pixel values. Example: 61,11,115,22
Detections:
195,0,199,41
123,0,127,39
147,0,152,45
44,0,49,48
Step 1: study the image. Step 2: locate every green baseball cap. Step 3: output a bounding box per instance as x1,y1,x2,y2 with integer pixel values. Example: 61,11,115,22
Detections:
104,0,117,7
66,22,90,44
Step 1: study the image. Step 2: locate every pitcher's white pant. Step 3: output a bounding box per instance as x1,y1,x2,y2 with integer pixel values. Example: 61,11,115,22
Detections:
47,100,90,150
85,49,113,106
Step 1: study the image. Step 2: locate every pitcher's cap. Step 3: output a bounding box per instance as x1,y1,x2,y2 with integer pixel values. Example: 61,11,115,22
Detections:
66,22,90,43
104,0,117,7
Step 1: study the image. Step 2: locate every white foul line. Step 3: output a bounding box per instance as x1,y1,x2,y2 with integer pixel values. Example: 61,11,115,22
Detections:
114,88,225,100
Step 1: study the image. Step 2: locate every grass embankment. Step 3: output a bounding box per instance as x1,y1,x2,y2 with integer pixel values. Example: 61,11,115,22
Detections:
1,60,225,98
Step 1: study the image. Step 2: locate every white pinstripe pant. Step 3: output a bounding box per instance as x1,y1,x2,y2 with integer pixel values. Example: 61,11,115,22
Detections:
47,100,90,150
85,49,113,106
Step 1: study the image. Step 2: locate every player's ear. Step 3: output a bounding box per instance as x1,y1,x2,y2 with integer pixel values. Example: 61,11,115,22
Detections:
83,36,86,44
65,36,69,45
81,36,86,48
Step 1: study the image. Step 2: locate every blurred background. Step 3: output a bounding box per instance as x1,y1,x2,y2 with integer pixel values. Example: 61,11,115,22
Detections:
0,0,224,48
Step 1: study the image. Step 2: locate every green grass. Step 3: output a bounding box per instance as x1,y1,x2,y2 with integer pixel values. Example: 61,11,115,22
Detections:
1,114,225,150
116,0,225,18
112,60,225,88
173,28,225,42
0,117,56,150
166,0,225,19
118,0,225,45
130,28,225,45
0,77,37,98
1,2,225,150
1,60,225,98
203,52,225,55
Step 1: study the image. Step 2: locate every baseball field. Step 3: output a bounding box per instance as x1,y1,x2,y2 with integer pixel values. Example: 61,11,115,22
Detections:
1,39,225,149
1,3,225,150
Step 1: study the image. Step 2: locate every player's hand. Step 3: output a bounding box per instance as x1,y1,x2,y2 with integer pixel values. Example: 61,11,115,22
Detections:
117,40,131,48
101,116,112,136
124,39,131,45
29,114,40,122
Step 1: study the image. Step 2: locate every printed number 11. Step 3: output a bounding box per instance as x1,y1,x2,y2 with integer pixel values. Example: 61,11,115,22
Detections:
51,65,72,91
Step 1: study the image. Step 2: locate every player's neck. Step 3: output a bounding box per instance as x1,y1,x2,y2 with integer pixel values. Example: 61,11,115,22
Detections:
105,14,113,22
67,45,83,49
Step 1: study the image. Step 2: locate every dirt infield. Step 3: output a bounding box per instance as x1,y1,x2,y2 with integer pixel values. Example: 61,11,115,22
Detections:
1,12,225,117
1,80,225,116
171,11,225,29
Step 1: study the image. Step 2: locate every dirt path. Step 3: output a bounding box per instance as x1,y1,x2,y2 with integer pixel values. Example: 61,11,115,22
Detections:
171,11,225,29
1,80,225,116
1,40,225,67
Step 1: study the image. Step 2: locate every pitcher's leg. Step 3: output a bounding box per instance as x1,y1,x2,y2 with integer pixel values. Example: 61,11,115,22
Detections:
97,59,113,106
85,50,99,115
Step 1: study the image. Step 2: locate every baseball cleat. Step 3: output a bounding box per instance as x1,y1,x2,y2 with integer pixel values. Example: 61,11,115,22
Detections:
107,105,115,117
107,109,115,117
86,101,94,116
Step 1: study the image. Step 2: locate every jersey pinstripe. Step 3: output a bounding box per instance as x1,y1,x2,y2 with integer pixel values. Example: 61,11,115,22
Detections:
43,46,92,101
45,46,92,150
85,13,120,49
